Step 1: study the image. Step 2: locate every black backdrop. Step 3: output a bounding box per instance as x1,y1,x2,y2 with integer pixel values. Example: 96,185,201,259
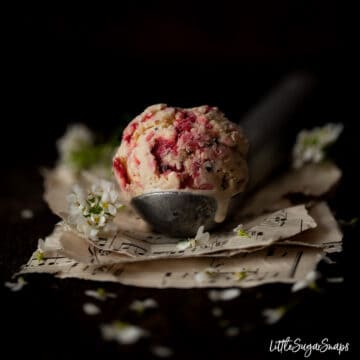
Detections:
4,1,347,167
2,3,359,359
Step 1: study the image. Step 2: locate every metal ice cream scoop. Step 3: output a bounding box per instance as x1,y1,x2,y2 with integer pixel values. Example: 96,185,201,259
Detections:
131,73,315,237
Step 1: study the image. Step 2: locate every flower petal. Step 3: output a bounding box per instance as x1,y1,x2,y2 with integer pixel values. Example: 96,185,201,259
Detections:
208,288,241,301
83,302,101,315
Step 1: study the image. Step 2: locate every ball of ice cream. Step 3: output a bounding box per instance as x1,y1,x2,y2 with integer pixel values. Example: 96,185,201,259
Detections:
113,104,248,222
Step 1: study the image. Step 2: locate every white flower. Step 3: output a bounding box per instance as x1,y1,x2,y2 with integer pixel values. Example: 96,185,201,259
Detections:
20,209,34,219
37,239,50,253
57,123,94,165
85,288,117,301
37,236,61,255
292,123,343,168
150,345,174,358
83,303,101,315
177,225,210,250
67,180,124,240
4,277,27,292
194,267,219,283
291,270,319,292
262,306,287,325
233,224,250,238
176,239,196,251
35,225,63,261
225,326,239,337
208,288,241,301
100,321,148,345
194,225,210,244
211,307,223,317
67,184,86,211
129,298,158,314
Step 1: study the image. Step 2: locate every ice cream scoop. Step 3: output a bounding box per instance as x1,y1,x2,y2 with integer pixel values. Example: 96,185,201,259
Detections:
114,73,314,237
113,104,249,224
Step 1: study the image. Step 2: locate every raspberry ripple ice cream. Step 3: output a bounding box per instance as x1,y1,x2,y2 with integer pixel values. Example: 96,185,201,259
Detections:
113,104,249,223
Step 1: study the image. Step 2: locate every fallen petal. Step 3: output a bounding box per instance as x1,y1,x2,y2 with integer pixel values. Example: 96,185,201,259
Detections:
208,288,241,301
83,302,101,315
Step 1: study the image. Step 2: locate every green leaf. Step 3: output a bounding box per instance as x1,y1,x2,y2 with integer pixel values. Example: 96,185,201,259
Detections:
237,229,250,238
35,251,44,262
89,203,103,215
234,271,247,281
67,143,116,171
96,287,106,298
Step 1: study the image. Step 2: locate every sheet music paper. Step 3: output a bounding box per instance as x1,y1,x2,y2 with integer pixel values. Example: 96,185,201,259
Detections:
17,201,341,288
18,245,322,288
239,161,341,216
278,202,343,253
17,162,342,288
77,204,315,261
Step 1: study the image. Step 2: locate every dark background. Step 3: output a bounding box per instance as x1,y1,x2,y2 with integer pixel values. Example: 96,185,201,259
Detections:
4,0,348,167
2,2,359,359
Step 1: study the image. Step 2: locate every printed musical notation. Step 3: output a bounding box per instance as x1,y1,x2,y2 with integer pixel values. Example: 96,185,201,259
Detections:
264,210,288,227
146,246,320,288
18,243,322,289
31,160,343,288
16,197,341,289
73,205,317,264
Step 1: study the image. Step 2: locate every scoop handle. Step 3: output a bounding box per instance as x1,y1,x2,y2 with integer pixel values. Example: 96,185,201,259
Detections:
240,72,315,191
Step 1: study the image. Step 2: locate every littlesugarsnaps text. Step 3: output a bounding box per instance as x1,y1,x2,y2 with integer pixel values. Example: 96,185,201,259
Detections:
269,337,349,357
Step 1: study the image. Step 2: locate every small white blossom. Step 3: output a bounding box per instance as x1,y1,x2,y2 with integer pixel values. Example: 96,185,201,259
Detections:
67,180,124,240
194,267,218,283
150,345,174,358
37,233,62,258
177,225,210,250
292,123,343,168
225,326,239,337
262,306,287,325
129,298,158,314
291,270,319,292
100,321,148,345
85,288,117,301
208,288,241,301
35,228,63,261
194,225,210,244
37,239,51,253
176,239,196,251
4,277,27,292
57,123,94,165
233,224,250,238
83,302,101,315
20,209,34,219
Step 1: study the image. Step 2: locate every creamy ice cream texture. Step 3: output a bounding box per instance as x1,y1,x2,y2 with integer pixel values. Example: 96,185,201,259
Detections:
113,104,248,222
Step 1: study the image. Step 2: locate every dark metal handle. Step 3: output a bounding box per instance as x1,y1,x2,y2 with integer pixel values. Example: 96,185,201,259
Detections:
240,72,315,191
